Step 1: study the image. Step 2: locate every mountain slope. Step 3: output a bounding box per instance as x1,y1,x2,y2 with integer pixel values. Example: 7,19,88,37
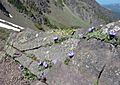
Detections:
103,3,120,17
2,0,118,30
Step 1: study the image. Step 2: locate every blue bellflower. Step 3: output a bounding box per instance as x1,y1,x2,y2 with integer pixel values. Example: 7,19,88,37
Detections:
43,62,48,68
109,31,116,36
67,52,75,58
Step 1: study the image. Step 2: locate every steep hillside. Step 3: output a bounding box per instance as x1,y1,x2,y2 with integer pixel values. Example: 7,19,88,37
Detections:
3,0,118,29
80,0,118,22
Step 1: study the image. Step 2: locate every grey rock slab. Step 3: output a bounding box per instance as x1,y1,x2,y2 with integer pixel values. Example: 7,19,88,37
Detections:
0,51,5,60
26,43,68,61
25,38,79,62
29,61,40,76
15,54,33,68
46,62,93,85
5,45,16,56
12,29,55,50
74,39,120,84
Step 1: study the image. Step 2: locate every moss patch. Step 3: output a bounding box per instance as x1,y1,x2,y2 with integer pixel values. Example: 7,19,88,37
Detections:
64,58,71,65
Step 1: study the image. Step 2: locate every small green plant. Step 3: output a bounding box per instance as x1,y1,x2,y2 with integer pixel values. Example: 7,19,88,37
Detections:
34,23,45,31
0,28,10,40
23,68,37,80
94,80,99,85
86,29,120,46
8,0,27,13
64,58,71,65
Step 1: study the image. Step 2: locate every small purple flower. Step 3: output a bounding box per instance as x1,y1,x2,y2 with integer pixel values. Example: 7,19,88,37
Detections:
53,36,58,41
43,62,48,68
67,52,75,58
109,30,116,36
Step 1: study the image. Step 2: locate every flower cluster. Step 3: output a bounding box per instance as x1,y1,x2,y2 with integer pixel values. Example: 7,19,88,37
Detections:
38,61,48,68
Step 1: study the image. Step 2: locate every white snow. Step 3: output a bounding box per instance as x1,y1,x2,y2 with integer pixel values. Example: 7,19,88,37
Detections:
0,18,25,32
0,19,24,30
0,22,20,31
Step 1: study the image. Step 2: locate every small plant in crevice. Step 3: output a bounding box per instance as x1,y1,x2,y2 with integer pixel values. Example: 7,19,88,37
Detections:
94,80,99,85
22,67,37,80
64,51,75,65
8,0,27,13
34,23,45,31
64,58,71,65
86,28,120,46
56,37,69,44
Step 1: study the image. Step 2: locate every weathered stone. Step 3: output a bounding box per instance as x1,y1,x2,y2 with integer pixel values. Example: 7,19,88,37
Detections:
46,62,92,85
74,39,120,85
29,61,40,76
15,54,33,68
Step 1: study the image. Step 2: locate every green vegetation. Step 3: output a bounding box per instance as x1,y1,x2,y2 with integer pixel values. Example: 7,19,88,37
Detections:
0,28,10,40
8,0,35,18
52,28,76,36
86,29,120,46
8,0,27,12
94,80,99,85
23,67,37,80
56,37,69,44
45,2,90,29
64,58,71,65
97,13,112,23
56,0,66,6
34,23,45,31
86,29,108,41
